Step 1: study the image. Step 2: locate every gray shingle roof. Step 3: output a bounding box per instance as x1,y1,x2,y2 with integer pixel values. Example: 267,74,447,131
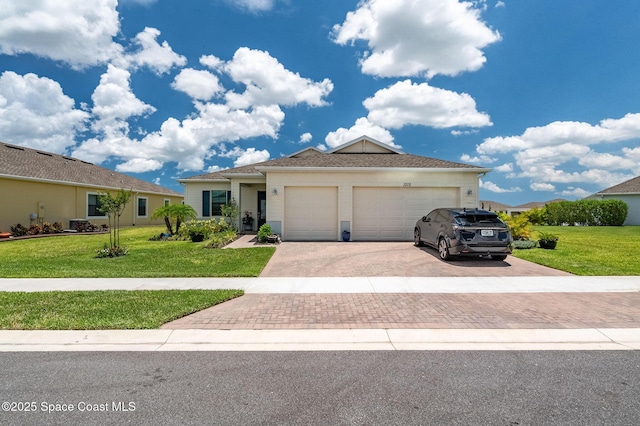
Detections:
0,142,182,196
597,176,640,194
181,152,485,181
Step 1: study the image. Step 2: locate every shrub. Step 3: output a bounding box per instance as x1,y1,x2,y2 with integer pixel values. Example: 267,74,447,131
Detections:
27,224,41,235
257,223,273,243
10,223,28,237
537,231,559,242
96,243,128,258
204,229,238,248
498,212,534,240
545,199,628,226
512,240,536,249
178,218,229,242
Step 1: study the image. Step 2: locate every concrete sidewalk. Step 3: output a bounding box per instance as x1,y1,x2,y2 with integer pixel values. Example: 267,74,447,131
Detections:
1,276,639,351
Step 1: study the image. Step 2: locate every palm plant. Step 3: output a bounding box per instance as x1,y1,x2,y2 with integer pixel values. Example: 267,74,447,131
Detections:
152,204,197,236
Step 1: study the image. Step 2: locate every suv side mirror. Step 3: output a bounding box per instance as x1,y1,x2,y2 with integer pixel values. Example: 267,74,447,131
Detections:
422,216,429,222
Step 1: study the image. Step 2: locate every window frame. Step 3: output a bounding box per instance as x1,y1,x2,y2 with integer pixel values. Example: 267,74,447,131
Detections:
86,192,107,218
137,196,148,218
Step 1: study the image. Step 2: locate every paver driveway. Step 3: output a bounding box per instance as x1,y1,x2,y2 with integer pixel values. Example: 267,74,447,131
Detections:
254,240,572,277
260,242,569,277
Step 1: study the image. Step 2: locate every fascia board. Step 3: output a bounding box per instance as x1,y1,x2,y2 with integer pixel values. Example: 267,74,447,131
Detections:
1,174,183,197
255,166,492,173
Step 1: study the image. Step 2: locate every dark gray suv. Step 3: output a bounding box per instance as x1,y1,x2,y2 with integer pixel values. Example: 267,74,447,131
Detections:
414,208,512,261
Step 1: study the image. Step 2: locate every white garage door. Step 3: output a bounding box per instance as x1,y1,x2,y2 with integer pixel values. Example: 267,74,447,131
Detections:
284,187,338,240
353,187,458,241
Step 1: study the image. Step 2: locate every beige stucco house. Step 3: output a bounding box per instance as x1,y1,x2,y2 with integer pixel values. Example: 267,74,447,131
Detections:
0,141,183,232
179,136,490,241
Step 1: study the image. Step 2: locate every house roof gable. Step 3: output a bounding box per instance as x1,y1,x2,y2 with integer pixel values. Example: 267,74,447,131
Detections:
0,142,182,196
179,135,488,182
597,175,640,194
327,135,404,154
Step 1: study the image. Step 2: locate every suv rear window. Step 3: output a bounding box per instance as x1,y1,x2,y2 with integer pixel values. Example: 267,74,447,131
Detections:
454,214,502,225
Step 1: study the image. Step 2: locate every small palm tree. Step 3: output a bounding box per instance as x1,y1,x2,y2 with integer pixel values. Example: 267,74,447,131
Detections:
152,204,197,235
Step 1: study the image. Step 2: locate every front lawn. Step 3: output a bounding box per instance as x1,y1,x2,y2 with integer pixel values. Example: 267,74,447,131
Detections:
510,226,640,275
0,290,243,329
0,226,275,278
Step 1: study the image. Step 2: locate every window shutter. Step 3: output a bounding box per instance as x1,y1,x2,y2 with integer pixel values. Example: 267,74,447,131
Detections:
202,191,210,217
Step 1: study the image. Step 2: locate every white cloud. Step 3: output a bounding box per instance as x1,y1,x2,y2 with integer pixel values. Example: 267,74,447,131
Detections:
480,180,522,193
560,187,591,199
124,27,186,75
477,113,640,155
476,113,640,191
206,165,222,173
225,0,277,13
451,129,479,136
364,80,491,129
115,158,163,173
460,154,496,164
0,0,122,69
530,182,555,192
223,47,333,109
332,0,501,78
623,146,640,162
495,1,506,8
0,71,88,153
200,54,224,70
325,117,399,148
172,68,224,101
494,163,513,173
299,133,313,144
91,65,156,135
578,151,638,171
232,147,271,167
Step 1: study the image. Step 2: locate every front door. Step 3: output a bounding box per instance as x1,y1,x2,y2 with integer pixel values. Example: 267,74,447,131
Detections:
257,191,266,228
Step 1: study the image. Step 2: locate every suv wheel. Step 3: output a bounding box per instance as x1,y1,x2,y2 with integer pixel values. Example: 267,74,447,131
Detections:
438,238,451,261
414,228,423,247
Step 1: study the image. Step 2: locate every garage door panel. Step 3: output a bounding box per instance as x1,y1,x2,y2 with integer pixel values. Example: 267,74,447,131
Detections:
353,187,458,241
285,187,338,241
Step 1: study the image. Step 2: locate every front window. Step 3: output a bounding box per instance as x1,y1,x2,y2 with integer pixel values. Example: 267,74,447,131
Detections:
87,193,104,217
202,190,231,216
211,190,231,216
137,197,148,217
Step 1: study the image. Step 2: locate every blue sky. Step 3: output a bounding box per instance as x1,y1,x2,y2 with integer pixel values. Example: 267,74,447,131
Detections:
1,0,639,206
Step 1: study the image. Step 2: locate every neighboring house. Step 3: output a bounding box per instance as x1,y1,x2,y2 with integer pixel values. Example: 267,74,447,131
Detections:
0,142,184,232
179,136,490,241
593,175,640,225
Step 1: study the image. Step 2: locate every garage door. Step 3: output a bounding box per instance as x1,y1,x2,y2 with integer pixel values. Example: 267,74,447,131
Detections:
353,187,458,241
284,187,338,240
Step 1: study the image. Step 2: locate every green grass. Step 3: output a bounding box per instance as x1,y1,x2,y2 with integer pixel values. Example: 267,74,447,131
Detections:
0,226,275,278
0,290,243,329
510,226,640,275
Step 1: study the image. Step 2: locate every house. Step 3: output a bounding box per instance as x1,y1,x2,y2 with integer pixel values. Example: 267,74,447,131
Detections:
179,136,490,241
0,141,183,232
593,175,640,225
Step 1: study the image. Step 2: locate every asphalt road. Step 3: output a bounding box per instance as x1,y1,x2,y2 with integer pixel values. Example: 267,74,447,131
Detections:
1,351,638,425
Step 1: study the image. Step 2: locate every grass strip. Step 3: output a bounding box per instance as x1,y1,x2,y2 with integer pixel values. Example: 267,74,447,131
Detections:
0,289,243,330
0,226,274,278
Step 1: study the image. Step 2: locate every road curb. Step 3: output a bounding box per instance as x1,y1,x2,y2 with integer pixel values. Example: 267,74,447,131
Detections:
0,328,638,352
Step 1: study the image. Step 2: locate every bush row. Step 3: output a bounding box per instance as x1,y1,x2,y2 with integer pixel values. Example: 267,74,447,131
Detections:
544,199,628,226
10,222,107,236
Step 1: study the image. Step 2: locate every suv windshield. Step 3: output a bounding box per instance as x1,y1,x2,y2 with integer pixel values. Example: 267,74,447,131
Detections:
454,214,502,226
